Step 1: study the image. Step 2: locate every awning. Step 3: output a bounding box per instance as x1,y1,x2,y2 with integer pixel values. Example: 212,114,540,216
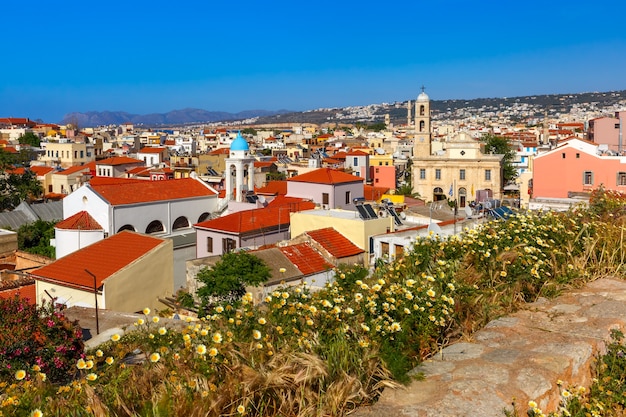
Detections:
503,184,519,191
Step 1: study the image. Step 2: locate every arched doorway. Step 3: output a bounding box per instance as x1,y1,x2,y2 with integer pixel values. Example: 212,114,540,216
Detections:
458,187,467,208
433,187,445,201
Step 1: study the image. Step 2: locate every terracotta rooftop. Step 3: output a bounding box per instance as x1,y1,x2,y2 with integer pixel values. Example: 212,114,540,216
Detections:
29,166,55,176
89,177,145,186
96,156,144,166
254,161,275,168
209,148,229,155
266,195,311,207
346,150,370,156
364,184,390,201
278,243,333,276
306,227,364,258
287,168,363,185
31,231,166,290
195,200,315,234
256,181,287,196
54,164,91,176
55,211,103,231
89,177,216,206
138,147,167,154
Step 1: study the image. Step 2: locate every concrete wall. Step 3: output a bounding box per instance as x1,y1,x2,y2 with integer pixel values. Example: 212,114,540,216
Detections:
104,239,173,312
0,231,18,256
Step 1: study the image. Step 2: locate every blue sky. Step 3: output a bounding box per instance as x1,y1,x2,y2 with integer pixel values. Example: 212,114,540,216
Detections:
2,0,626,123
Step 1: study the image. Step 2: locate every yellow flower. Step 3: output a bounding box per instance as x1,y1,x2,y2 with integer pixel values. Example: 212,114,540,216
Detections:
252,330,262,340
95,349,103,357
196,344,207,355
237,404,245,414
279,267,286,273
158,327,167,335
500,271,507,277
562,390,571,398
76,359,87,370
111,334,121,342
150,352,161,363
427,289,436,298
105,357,114,365
208,347,218,357
215,305,224,313
30,409,43,417
212,333,223,343
86,373,98,381
143,307,151,315
528,400,537,408
152,316,160,323
200,328,209,336
85,360,94,370
15,369,26,380
258,317,266,325
137,318,145,325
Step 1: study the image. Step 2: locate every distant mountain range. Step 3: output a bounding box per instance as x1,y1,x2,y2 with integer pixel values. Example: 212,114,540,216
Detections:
61,89,626,128
60,108,295,128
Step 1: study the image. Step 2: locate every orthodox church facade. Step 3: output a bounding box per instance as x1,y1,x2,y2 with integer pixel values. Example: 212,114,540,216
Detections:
410,89,504,206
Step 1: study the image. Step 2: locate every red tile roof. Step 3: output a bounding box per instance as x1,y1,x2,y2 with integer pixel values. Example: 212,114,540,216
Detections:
138,147,167,154
125,166,152,176
0,281,36,305
195,200,315,233
287,168,363,185
90,178,217,205
54,164,91,176
209,148,229,155
255,181,287,196
55,211,103,230
29,166,55,176
266,195,311,207
306,227,364,258
278,243,333,276
254,161,275,168
89,177,145,186
364,185,390,201
31,231,166,290
96,156,144,166
346,150,369,156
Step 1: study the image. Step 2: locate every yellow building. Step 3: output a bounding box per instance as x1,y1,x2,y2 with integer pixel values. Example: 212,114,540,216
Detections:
411,90,504,205
40,141,91,168
290,208,394,264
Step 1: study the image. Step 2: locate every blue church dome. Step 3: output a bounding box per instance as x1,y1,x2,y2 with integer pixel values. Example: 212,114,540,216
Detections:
230,132,249,151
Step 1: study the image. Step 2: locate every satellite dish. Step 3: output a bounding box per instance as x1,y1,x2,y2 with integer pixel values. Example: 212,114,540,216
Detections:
427,222,442,234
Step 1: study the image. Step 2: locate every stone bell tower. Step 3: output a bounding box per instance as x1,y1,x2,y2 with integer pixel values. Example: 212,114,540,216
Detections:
413,86,432,157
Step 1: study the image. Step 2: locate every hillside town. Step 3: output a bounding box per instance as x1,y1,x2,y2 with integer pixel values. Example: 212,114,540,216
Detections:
0,88,625,327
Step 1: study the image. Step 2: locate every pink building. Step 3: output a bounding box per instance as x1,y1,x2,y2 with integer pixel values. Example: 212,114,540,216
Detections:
370,165,396,190
533,138,626,198
588,111,626,153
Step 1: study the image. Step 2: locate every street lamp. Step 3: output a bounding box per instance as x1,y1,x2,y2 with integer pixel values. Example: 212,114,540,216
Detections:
84,269,100,335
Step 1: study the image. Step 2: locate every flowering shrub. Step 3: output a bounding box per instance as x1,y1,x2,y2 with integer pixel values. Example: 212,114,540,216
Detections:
1,187,625,416
0,297,84,383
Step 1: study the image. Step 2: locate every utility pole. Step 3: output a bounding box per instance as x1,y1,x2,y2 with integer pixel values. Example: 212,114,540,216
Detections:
85,269,100,335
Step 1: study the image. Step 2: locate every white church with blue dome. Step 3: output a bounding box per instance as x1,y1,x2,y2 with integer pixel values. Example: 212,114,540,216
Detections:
225,132,255,202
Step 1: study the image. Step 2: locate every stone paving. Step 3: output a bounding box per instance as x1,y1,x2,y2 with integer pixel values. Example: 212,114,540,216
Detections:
352,277,626,417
